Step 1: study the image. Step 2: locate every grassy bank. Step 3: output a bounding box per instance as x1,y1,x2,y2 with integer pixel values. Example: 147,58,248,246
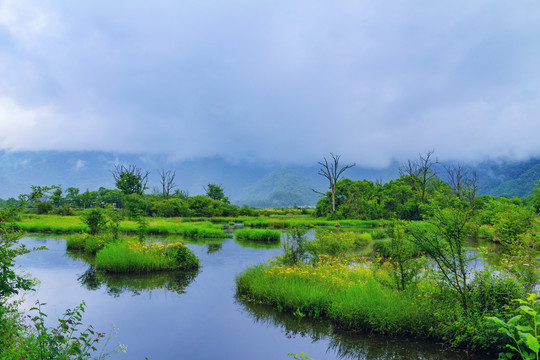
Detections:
236,258,521,354
16,214,228,238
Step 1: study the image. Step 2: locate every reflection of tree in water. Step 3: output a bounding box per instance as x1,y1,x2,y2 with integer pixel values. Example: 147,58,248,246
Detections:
237,299,489,360
207,242,223,254
78,266,199,298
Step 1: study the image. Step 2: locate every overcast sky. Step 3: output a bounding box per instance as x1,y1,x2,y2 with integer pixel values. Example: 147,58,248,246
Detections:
1,0,540,167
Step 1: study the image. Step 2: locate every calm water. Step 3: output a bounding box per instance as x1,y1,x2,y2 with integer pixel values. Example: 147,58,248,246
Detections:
14,235,493,360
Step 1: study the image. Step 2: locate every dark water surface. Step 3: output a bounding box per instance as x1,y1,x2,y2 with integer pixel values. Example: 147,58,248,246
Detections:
15,236,493,360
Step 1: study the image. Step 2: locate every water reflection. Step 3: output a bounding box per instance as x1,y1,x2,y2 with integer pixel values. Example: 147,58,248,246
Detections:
238,300,492,360
77,266,199,297
235,237,282,249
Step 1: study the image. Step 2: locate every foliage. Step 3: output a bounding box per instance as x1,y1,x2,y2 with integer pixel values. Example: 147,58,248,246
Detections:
469,269,525,315
36,201,54,214
27,301,106,359
288,352,315,360
494,207,535,249
304,230,356,259
0,207,35,302
80,208,108,235
112,164,149,196
408,207,475,311
386,222,423,291
205,183,230,204
531,180,540,214
278,227,309,265
488,293,540,360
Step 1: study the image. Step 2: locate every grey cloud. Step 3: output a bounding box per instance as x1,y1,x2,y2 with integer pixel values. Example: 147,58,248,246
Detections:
1,0,540,166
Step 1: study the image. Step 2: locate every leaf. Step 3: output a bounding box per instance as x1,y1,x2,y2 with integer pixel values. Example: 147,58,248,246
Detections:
524,333,540,353
517,325,534,332
488,316,507,327
508,315,523,326
520,306,538,317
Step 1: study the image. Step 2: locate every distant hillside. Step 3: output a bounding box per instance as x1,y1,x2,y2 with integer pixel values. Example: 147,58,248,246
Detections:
472,158,540,197
237,168,320,207
1,151,538,203
0,151,272,200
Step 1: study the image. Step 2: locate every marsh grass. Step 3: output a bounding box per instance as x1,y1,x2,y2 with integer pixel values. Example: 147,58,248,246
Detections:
96,240,199,272
66,233,115,254
235,228,281,242
236,257,438,335
17,215,228,238
236,258,517,352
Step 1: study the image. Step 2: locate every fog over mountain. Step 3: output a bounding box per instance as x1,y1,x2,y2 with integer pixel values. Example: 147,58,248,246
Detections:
1,151,538,205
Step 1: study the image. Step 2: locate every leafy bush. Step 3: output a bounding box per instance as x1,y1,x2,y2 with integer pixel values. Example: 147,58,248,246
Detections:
80,208,108,235
469,270,524,315
278,227,309,265
488,293,540,359
36,201,54,214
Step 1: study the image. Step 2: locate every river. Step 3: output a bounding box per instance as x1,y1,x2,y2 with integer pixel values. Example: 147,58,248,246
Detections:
14,235,492,360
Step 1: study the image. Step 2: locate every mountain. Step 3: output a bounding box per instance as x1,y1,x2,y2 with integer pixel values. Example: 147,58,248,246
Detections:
470,158,540,197
0,151,538,203
237,167,321,207
0,151,273,200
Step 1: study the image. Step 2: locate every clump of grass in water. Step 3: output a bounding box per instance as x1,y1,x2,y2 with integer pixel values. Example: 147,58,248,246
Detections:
235,228,281,242
96,240,199,272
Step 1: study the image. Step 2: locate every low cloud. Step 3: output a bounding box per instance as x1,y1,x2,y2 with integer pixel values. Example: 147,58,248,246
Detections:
1,1,540,167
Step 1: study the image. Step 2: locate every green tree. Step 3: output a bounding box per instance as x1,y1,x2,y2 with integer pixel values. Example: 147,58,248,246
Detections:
204,183,229,204
65,187,81,208
112,164,149,195
50,186,64,207
531,180,540,214
81,208,108,235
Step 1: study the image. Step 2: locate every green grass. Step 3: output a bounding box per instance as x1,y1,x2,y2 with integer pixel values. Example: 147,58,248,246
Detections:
16,214,228,238
235,259,513,353
235,228,281,242
95,240,199,272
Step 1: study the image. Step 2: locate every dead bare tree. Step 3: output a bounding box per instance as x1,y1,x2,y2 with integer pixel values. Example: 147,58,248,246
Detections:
399,159,419,191
417,150,438,203
159,169,177,200
445,162,468,199
446,163,479,211
313,153,356,217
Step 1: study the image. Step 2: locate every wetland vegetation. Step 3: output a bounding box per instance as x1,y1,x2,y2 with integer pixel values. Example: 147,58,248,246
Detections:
1,158,540,359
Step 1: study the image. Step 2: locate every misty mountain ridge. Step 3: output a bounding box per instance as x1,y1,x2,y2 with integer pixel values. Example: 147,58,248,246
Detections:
0,151,538,205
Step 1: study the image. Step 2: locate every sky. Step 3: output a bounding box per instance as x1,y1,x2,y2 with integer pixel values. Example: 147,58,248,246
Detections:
1,0,540,168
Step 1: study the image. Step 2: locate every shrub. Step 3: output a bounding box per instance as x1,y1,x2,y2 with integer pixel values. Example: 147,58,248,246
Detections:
372,239,392,258
36,201,54,214
355,232,373,246
80,208,108,235
469,270,524,315
278,227,309,265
